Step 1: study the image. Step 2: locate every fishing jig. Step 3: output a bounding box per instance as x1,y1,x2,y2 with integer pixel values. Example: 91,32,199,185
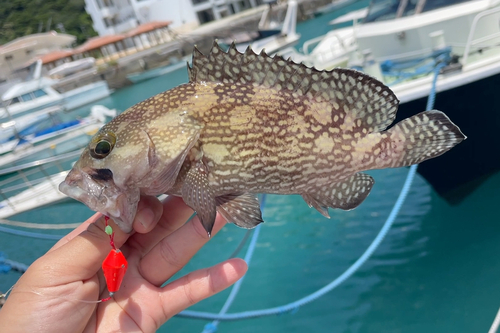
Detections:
101,216,128,301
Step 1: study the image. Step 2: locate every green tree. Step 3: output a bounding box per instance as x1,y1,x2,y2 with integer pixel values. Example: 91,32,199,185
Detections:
0,0,97,46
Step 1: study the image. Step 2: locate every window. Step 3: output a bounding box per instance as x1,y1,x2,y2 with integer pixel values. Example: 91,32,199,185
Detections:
422,0,472,13
8,97,20,106
20,93,33,102
197,9,215,24
33,89,48,98
363,0,472,22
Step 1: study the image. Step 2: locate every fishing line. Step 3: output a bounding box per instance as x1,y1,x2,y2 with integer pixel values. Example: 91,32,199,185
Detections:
27,287,106,304
0,283,15,302
1,284,105,305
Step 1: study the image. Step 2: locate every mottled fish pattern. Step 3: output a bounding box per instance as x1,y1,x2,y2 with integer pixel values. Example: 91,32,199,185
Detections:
59,42,465,235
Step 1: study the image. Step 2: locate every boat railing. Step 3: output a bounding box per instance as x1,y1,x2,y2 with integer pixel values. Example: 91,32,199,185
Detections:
52,69,103,94
302,31,353,67
462,5,500,65
303,35,327,55
0,149,81,177
0,150,81,212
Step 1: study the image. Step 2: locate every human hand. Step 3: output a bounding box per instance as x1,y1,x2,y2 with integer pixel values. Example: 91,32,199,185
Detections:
0,196,247,332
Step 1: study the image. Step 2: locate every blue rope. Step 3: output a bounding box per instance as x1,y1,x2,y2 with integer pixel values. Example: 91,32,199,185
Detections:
426,61,447,111
178,166,417,321
382,47,451,86
177,54,446,323
0,252,29,273
3,259,29,273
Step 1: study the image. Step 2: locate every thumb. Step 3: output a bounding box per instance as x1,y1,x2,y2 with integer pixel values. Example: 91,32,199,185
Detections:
38,196,163,283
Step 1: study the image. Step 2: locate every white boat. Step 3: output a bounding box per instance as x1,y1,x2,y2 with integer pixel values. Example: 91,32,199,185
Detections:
235,0,301,55
127,58,188,84
301,0,500,74
0,153,78,219
311,0,361,16
0,105,116,217
329,7,369,25
0,171,70,219
0,105,116,164
0,105,61,143
0,59,111,120
281,6,368,67
0,77,63,119
295,0,500,200
48,58,96,78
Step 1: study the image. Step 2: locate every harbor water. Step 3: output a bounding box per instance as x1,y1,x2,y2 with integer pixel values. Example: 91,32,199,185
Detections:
2,4,500,332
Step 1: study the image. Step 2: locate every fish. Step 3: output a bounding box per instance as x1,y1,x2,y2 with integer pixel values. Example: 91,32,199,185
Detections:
59,42,465,235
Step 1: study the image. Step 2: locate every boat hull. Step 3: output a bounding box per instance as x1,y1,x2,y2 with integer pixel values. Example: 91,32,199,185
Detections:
61,81,111,110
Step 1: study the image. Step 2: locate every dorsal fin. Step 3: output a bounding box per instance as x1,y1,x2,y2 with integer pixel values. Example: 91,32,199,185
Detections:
188,41,399,133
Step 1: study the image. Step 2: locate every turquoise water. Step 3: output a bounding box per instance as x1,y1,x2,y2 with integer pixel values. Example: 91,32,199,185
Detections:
2,4,500,332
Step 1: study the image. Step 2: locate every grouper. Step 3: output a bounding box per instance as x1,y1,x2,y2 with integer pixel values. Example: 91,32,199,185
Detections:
59,42,465,235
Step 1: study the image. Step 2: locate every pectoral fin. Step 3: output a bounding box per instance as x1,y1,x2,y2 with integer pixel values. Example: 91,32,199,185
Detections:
181,161,217,236
302,173,374,217
216,193,263,229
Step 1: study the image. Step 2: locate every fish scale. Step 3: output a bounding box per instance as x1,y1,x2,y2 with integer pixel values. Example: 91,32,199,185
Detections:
186,80,381,192
59,42,466,235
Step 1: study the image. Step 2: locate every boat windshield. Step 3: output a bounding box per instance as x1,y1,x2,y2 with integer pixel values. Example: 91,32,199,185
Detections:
5,89,47,106
363,0,473,23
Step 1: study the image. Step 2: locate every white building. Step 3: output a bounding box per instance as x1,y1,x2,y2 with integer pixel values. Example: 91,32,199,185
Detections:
0,32,76,81
84,0,138,36
85,0,267,36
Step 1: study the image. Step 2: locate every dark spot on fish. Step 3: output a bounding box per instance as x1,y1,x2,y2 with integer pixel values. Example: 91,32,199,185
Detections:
90,169,114,182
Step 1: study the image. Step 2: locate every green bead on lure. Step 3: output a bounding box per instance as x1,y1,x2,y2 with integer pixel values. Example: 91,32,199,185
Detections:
105,225,113,236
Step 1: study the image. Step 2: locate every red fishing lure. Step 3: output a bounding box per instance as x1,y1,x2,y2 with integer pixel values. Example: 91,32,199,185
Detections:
101,216,128,299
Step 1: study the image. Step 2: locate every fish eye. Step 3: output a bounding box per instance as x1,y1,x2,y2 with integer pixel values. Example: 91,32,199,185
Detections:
95,140,111,155
90,131,116,159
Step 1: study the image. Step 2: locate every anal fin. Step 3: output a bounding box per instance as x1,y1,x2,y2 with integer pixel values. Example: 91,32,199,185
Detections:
302,193,330,218
216,193,263,229
301,173,374,216
181,161,217,236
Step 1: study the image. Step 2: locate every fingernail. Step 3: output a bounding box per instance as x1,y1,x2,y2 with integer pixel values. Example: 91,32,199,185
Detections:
136,207,155,230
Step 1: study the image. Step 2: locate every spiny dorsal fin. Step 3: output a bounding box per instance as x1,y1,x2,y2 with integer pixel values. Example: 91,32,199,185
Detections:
188,41,399,133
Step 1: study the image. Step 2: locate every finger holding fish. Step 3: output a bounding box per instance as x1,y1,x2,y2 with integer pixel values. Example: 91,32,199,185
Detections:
124,196,193,256
137,212,228,287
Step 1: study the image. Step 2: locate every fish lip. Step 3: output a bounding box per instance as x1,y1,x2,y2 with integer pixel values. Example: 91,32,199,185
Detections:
59,168,136,233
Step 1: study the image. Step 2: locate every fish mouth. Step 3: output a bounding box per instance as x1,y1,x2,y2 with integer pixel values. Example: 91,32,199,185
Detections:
59,167,139,233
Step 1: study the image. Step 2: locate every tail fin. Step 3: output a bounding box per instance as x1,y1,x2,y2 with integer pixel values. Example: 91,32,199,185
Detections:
386,110,466,167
